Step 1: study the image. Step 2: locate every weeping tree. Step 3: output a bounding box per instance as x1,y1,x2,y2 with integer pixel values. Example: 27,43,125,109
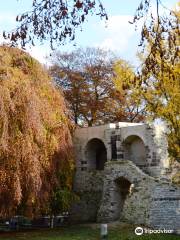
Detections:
0,45,74,218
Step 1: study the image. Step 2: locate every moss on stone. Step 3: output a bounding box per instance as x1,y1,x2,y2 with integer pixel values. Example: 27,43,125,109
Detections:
172,172,180,186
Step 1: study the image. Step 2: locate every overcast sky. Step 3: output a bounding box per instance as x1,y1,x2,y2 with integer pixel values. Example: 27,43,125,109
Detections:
0,0,178,66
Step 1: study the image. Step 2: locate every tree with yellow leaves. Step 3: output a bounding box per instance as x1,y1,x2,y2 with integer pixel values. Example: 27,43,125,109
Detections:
50,48,145,126
113,60,146,123
133,2,180,160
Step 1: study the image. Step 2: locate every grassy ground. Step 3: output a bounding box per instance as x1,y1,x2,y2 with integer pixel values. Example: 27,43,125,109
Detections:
0,223,179,240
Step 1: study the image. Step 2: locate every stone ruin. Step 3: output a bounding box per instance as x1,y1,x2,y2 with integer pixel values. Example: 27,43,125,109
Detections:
71,122,180,232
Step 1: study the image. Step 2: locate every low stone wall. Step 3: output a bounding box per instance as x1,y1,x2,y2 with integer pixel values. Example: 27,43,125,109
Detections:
149,183,180,231
70,191,102,222
97,160,155,224
70,170,104,222
97,160,180,232
71,160,180,232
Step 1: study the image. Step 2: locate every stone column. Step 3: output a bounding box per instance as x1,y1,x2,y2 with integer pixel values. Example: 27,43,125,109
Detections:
116,135,124,160
111,135,117,160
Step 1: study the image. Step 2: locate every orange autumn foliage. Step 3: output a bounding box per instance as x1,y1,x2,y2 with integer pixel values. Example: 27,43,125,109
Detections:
0,46,74,218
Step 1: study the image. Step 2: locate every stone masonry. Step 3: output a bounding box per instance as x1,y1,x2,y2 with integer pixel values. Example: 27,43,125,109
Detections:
71,122,180,232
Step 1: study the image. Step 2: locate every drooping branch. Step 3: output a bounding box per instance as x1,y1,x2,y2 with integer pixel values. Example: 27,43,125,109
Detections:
3,0,176,50
3,0,107,49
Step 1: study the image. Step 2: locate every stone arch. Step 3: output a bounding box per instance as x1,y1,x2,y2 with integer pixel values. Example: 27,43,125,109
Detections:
97,160,146,223
112,177,132,220
123,135,147,167
85,138,107,170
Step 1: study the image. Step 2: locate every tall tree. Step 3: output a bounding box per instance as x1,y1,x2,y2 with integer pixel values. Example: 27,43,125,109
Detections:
0,46,74,218
113,60,146,122
131,2,180,160
50,48,114,126
50,47,145,126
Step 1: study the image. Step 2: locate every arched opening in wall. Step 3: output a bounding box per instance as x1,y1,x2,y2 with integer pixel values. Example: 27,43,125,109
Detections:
113,177,132,220
85,138,107,170
123,135,147,168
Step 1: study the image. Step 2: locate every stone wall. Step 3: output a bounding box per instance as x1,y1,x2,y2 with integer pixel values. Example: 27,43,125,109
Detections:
97,160,155,225
97,160,180,232
70,170,104,222
72,122,180,231
71,159,180,232
149,183,180,230
70,191,102,222
74,122,170,178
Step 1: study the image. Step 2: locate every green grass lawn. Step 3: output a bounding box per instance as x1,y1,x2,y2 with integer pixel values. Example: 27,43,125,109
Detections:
0,223,179,240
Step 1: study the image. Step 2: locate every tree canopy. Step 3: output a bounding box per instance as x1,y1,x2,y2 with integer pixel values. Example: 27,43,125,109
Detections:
0,46,74,217
50,47,145,126
128,3,180,160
